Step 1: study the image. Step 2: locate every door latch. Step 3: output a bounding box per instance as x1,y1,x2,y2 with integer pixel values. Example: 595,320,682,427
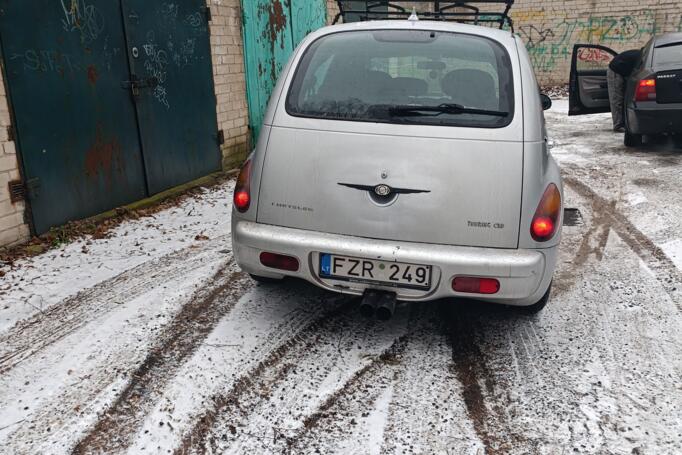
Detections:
121,75,159,97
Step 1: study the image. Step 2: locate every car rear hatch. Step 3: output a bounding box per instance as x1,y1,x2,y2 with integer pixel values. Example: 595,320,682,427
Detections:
256,27,523,249
256,127,523,249
653,41,682,104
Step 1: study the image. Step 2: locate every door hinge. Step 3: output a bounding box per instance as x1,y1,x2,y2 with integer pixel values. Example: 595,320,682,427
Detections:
6,125,14,142
217,129,225,145
8,180,24,203
202,6,212,22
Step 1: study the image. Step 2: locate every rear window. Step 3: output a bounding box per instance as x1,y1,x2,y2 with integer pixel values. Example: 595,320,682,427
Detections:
286,30,514,128
654,43,682,67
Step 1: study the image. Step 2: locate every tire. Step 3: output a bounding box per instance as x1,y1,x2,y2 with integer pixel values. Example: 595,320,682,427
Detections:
624,131,643,147
249,273,283,284
673,135,682,150
517,282,552,315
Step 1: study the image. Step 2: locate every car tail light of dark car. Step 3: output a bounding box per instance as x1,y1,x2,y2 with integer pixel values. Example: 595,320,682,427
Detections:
531,183,561,242
233,159,252,212
635,78,657,102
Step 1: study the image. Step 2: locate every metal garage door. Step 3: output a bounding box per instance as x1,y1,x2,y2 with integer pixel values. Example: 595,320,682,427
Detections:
0,0,220,234
241,0,327,142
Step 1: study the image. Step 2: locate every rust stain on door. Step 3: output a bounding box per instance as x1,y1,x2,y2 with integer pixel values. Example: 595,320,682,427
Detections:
86,64,98,85
85,128,124,187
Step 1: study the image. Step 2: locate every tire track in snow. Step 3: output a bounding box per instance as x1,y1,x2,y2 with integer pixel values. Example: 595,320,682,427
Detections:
282,335,408,454
71,259,249,455
443,302,527,454
552,194,612,297
173,299,371,455
186,303,413,455
379,311,479,454
564,176,682,306
276,306,425,454
0,236,230,375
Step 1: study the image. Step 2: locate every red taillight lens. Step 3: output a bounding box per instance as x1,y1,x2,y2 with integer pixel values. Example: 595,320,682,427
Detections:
635,78,656,102
452,277,500,295
259,252,299,271
531,183,561,242
233,159,252,212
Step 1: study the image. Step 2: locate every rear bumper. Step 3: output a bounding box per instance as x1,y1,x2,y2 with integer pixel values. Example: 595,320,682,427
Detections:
627,104,682,135
232,221,557,306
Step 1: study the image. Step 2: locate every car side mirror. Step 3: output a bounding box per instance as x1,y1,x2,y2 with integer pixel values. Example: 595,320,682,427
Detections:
540,93,552,111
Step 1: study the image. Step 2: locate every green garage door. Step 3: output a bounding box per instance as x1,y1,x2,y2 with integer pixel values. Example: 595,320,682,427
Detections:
241,0,327,142
0,0,220,234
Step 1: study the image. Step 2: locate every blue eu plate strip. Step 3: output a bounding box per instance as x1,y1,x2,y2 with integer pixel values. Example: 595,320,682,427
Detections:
320,253,332,276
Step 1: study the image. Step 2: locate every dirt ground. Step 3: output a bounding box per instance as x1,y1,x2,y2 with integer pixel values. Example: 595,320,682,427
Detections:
0,101,680,455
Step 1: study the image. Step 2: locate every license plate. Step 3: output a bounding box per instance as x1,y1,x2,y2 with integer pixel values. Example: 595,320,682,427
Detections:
319,253,432,290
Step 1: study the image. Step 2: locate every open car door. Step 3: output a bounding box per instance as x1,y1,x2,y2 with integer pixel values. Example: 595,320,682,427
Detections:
569,44,618,115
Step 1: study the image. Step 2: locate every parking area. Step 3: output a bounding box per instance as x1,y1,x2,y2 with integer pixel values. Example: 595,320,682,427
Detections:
0,101,680,454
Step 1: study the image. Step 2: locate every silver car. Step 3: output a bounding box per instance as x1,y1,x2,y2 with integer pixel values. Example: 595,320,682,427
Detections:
231,19,562,315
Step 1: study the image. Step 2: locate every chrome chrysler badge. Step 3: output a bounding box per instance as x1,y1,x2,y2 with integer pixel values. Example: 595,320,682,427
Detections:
374,184,392,197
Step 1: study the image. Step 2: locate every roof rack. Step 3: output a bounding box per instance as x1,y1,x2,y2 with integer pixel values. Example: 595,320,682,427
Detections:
333,1,514,31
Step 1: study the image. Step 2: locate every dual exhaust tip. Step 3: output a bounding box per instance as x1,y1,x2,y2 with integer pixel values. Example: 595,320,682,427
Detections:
359,290,397,321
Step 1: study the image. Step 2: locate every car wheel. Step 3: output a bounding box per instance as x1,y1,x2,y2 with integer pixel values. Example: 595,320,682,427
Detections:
249,273,283,284
624,131,643,147
673,135,682,150
516,283,551,314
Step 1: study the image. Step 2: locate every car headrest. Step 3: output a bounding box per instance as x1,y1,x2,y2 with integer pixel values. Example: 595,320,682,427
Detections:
441,69,497,109
391,77,428,96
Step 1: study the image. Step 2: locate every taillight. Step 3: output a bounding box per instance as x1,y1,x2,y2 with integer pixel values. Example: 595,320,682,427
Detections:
259,252,299,271
233,159,252,212
635,78,656,102
531,183,561,242
452,277,500,295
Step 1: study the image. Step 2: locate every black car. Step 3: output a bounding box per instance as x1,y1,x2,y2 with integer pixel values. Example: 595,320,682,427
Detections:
569,33,682,147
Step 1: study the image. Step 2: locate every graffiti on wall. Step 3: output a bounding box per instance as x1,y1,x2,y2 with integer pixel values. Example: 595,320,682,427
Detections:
515,10,682,73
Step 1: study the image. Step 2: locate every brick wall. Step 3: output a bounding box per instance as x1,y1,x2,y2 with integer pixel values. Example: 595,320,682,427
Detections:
209,0,250,170
0,70,30,248
327,0,340,25
512,0,682,85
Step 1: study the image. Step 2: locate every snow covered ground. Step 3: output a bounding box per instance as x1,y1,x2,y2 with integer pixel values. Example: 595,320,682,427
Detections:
0,102,680,454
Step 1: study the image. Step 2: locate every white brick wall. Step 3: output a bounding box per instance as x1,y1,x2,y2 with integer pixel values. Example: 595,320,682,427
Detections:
0,68,30,248
511,1,682,85
209,0,250,169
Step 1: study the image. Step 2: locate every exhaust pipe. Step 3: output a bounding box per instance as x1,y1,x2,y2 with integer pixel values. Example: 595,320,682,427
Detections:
359,290,381,318
375,292,397,321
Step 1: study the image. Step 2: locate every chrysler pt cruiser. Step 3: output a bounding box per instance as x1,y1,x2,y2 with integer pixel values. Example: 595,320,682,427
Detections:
231,18,562,314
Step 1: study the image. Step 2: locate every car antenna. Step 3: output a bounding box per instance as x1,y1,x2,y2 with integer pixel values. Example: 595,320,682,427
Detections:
408,7,419,22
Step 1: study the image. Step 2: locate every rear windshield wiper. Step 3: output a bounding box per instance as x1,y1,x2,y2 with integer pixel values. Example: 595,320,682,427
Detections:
388,103,509,117
386,103,509,118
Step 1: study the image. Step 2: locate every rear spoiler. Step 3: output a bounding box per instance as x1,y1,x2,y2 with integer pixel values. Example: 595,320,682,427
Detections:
333,1,515,31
